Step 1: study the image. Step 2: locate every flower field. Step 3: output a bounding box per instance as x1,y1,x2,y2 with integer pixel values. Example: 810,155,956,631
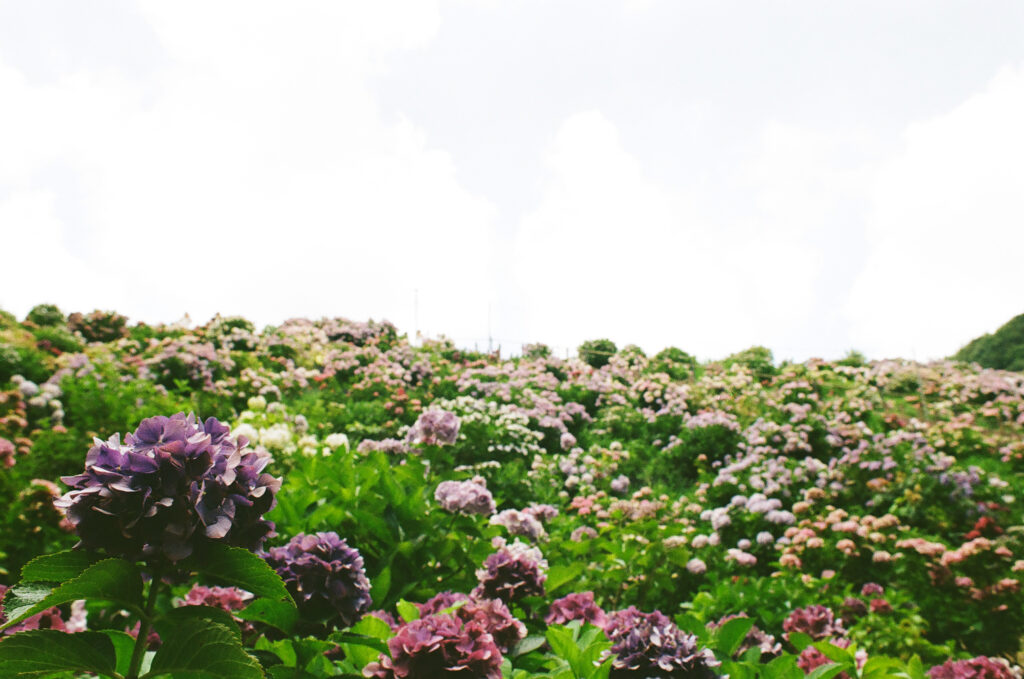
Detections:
1,306,1023,678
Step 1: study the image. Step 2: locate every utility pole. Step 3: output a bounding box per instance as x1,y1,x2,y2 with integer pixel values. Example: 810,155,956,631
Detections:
413,288,419,345
487,303,493,354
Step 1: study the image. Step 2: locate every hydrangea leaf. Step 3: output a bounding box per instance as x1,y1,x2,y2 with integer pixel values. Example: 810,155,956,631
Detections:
237,599,298,635
19,550,101,583
100,630,137,678
189,543,293,604
1,559,142,631
157,605,241,641
142,619,263,679
806,663,849,679
0,630,117,678
716,616,755,658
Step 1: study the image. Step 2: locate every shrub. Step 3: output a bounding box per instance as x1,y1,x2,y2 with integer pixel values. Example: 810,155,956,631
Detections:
25,303,65,327
578,338,617,369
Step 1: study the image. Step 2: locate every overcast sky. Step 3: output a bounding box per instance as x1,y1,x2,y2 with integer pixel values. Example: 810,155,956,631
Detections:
2,1,1023,361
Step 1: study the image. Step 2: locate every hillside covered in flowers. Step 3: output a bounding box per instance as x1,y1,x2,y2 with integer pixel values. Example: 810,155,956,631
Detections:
0,305,1022,678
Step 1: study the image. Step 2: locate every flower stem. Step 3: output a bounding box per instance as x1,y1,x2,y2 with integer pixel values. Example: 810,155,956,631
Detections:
126,569,163,679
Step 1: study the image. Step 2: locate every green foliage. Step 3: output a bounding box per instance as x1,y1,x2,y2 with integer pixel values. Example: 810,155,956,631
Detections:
577,339,617,369
652,346,699,380
24,304,64,328
723,345,777,382
67,310,130,343
955,312,1024,371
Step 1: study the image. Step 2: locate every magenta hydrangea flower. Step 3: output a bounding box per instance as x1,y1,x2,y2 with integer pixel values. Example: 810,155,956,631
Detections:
263,531,371,630
416,592,526,652
55,413,280,562
782,605,845,641
603,606,720,679
363,613,502,679
435,479,495,516
545,592,609,629
182,584,253,611
928,658,1016,679
407,410,460,446
860,583,885,597
472,539,547,604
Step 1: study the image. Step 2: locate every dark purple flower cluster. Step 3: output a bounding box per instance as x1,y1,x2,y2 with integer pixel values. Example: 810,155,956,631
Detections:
55,413,280,562
363,613,502,679
417,592,526,653
603,606,720,679
0,584,66,635
928,658,1016,679
263,532,371,630
472,539,547,604
707,614,781,660
407,410,460,446
545,591,609,629
435,479,495,516
782,605,845,641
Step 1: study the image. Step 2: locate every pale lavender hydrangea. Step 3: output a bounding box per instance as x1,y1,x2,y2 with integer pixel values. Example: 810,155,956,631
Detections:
490,509,546,540
545,592,609,629
610,475,630,494
571,526,598,542
472,539,547,604
263,531,371,630
407,410,460,446
56,413,280,562
603,606,720,679
523,504,560,522
435,479,496,516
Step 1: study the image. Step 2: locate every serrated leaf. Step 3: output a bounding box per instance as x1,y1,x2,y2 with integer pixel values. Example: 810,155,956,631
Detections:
545,625,578,665
716,616,754,658
143,619,264,679
238,599,299,635
813,640,854,664
158,605,241,641
1,559,142,631
0,630,117,678
20,550,101,583
190,543,293,604
788,631,813,651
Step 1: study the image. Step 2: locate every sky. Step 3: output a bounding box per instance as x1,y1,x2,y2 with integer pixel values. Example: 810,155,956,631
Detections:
1,1,1023,362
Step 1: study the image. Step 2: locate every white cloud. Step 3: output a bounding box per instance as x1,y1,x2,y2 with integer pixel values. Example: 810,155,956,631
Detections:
847,65,1024,359
0,1,496,340
512,111,826,359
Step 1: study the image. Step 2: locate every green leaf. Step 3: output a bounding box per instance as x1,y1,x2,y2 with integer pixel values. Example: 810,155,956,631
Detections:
190,543,293,603
512,635,546,657
158,605,241,641
101,630,137,678
0,630,117,678
19,550,101,583
545,563,584,595
238,599,299,635
788,631,813,652
545,625,579,666
716,616,754,658
396,600,419,623
813,640,854,664
806,663,850,679
143,619,264,679
1,559,143,631
369,565,390,605
349,615,393,642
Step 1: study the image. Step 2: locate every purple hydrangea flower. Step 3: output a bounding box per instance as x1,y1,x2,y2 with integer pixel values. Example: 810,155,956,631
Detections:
363,613,502,679
435,479,495,516
490,509,546,541
263,532,371,630
472,539,547,604
523,504,559,522
782,605,845,641
840,597,869,624
418,591,471,617
55,413,280,562
707,614,781,661
182,584,253,611
407,410,460,446
860,583,885,597
928,657,1016,679
603,606,720,679
545,592,609,629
